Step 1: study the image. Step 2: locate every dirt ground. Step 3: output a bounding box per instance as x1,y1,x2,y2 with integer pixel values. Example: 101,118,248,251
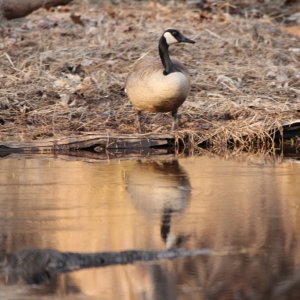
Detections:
0,0,300,148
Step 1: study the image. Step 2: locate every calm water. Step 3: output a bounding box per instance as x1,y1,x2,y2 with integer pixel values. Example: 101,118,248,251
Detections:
1,154,300,299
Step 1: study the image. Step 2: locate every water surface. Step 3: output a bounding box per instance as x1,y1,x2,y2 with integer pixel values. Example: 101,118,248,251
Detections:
1,154,300,299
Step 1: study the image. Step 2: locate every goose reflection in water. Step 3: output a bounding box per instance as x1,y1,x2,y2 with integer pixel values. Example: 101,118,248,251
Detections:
124,159,191,248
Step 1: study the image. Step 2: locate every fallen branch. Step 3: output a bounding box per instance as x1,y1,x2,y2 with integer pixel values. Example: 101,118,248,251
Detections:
0,0,73,20
0,132,175,153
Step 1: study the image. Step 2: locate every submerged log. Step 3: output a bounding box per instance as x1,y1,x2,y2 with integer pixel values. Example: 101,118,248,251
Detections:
0,0,73,20
2,247,213,284
0,133,175,154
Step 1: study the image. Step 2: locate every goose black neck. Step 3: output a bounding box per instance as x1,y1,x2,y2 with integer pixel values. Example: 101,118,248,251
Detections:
159,36,174,76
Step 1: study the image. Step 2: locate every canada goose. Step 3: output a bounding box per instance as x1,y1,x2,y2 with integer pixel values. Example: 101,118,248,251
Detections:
125,29,195,132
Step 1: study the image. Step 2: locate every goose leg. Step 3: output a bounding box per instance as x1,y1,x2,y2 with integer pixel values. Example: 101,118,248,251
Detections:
171,110,178,131
136,110,142,133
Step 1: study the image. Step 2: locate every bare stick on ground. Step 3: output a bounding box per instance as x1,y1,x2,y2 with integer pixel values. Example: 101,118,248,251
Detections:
0,0,73,20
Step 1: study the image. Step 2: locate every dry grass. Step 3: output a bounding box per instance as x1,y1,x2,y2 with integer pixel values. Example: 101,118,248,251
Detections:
0,0,299,150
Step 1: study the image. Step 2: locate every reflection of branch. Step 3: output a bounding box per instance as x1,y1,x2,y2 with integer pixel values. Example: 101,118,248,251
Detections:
2,247,213,284
1,0,73,20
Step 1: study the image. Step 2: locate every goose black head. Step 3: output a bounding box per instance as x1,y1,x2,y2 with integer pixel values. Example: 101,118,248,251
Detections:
163,29,195,46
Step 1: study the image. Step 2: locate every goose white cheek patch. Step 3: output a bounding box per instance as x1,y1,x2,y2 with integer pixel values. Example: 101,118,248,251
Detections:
163,32,178,45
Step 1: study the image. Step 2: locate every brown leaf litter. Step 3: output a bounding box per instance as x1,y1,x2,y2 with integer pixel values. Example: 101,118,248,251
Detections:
0,1,299,151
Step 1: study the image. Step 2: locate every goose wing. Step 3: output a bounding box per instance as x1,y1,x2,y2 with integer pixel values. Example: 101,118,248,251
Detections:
125,56,189,92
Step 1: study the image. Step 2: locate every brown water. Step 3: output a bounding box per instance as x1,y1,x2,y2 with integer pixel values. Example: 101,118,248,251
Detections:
1,154,300,299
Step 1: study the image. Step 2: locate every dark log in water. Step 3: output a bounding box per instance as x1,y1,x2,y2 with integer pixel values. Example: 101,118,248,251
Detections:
2,247,213,284
0,133,175,154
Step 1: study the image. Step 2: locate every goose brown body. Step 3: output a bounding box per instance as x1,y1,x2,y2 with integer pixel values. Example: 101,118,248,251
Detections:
126,56,191,113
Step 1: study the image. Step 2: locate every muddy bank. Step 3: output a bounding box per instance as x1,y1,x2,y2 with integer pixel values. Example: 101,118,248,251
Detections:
0,1,299,151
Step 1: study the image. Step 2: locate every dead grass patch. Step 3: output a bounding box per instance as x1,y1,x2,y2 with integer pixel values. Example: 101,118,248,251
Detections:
0,1,299,151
